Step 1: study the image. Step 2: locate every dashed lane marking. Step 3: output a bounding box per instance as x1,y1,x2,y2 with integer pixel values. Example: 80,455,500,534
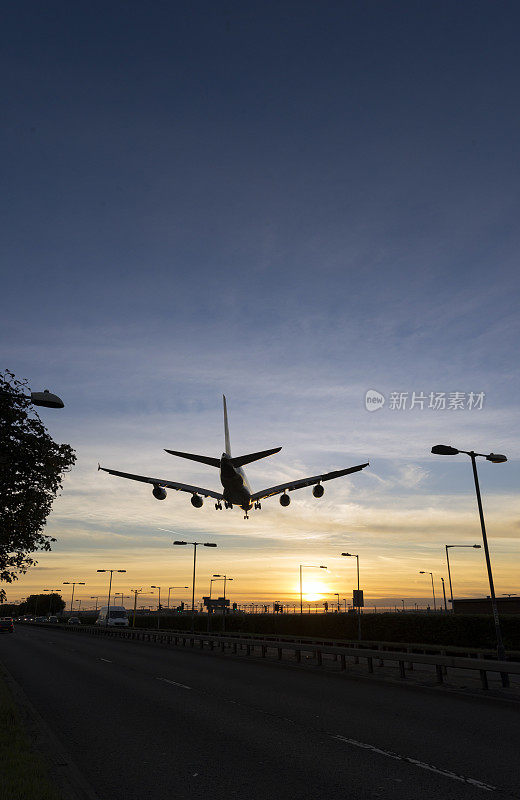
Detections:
332,735,496,792
156,677,192,690
99,658,112,663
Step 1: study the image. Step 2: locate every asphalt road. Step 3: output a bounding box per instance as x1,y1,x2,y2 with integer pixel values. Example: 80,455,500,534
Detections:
1,626,519,800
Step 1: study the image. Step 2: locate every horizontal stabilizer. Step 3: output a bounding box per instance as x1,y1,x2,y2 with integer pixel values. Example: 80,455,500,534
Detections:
164,449,221,468
230,447,282,468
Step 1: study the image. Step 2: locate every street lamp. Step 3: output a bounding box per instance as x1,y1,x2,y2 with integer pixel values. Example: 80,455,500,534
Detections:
130,588,143,627
212,574,234,631
334,592,340,612
63,581,85,613
167,586,188,610
212,575,234,604
341,552,362,639
43,588,60,615
432,444,508,664
444,544,481,611
440,577,448,612
151,586,162,629
173,541,217,631
419,572,436,611
299,565,327,614
96,569,126,627
90,596,99,612
1,386,65,409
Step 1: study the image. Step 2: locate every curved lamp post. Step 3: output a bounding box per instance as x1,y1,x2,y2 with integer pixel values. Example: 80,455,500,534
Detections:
299,565,327,614
419,571,436,611
342,552,362,639
1,386,65,409
431,444,507,666
151,585,162,629
167,586,188,610
445,544,481,610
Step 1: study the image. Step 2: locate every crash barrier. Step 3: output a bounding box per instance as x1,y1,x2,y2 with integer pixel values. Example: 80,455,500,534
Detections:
27,621,520,689
171,629,520,663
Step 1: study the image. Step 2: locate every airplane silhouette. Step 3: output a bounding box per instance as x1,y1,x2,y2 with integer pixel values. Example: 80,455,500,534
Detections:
99,396,369,519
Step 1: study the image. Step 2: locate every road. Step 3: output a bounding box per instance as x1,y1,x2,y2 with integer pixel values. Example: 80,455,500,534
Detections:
1,625,519,800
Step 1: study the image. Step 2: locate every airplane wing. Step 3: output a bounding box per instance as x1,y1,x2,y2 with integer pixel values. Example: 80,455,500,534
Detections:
250,462,369,501
99,466,224,500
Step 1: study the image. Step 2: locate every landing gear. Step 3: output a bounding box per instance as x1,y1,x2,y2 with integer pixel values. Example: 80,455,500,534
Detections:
215,502,223,510
224,500,233,509
254,501,262,510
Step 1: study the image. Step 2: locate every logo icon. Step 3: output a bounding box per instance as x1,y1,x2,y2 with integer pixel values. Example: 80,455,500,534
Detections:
365,389,385,412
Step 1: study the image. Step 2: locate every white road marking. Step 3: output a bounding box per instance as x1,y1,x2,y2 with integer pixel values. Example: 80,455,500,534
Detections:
156,677,192,690
99,658,112,663
332,736,496,792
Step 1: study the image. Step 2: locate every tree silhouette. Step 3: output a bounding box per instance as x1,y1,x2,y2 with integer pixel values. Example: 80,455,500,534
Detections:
0,370,76,601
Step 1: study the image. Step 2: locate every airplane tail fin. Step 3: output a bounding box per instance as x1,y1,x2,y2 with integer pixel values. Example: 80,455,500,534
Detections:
164,449,220,468
230,447,282,468
223,394,231,456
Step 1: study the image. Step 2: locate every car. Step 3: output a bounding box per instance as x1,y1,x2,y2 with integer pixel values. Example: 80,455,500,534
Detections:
47,616,59,623
68,617,81,625
95,606,129,627
0,617,14,633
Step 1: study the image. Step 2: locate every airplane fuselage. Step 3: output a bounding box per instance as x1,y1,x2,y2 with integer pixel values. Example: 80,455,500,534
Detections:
220,453,252,510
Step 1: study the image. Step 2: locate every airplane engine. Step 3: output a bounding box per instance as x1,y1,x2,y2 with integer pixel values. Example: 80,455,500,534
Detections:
152,485,167,500
313,484,324,498
280,493,291,507
191,494,203,508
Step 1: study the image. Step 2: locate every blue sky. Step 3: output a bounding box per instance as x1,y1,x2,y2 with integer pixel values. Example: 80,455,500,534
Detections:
2,1,519,606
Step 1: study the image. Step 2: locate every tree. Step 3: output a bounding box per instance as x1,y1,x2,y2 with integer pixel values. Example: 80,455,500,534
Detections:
0,370,76,601
19,593,66,616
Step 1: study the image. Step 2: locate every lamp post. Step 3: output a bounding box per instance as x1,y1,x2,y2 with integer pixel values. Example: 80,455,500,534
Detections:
440,577,448,612
0,386,65,409
151,586,162,629
419,572,436,611
299,565,327,614
212,575,233,604
43,589,60,616
90,596,99,612
212,574,234,631
167,586,188,610
445,544,481,610
173,541,217,631
96,569,126,627
341,552,362,640
334,592,340,612
432,444,508,666
63,581,85,613
130,588,143,627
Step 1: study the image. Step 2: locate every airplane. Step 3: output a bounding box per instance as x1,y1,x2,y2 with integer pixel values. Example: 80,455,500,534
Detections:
99,396,369,519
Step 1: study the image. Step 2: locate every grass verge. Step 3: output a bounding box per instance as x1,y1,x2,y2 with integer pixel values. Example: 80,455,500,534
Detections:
0,670,63,800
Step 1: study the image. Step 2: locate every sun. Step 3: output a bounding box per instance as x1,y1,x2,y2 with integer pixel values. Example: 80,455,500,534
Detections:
302,580,327,602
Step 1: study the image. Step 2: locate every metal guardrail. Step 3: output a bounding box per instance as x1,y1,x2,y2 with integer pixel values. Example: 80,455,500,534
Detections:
27,622,520,690
184,629,520,662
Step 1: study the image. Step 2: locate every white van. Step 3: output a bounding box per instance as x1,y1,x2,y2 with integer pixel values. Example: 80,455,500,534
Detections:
95,606,129,627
